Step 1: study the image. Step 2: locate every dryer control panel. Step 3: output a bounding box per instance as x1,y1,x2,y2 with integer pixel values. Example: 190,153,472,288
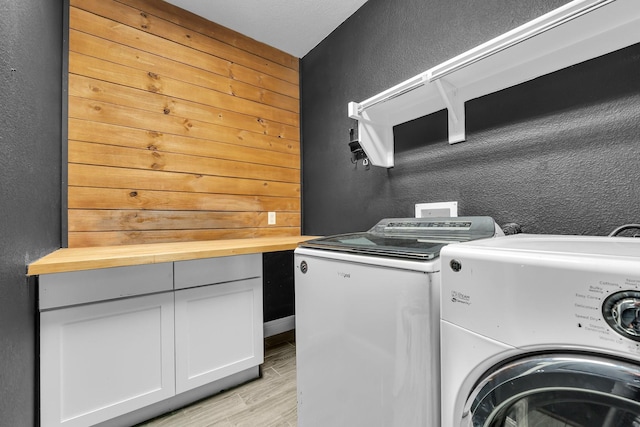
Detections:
440,234,640,359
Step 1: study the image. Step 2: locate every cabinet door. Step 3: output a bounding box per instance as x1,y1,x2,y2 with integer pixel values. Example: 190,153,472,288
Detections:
40,293,175,427
175,278,263,393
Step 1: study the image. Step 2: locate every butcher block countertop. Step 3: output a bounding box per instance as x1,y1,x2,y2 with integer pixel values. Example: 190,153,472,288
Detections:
28,236,318,276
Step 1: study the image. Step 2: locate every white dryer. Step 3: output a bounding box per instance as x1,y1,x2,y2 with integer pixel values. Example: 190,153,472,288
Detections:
440,234,640,427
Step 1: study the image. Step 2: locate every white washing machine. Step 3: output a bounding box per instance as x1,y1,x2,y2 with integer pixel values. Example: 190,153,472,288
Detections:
294,217,502,427
440,234,640,427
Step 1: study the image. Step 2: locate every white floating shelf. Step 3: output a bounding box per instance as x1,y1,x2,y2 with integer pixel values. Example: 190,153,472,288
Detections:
348,0,640,168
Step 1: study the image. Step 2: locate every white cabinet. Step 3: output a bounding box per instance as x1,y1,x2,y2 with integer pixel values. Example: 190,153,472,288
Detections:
175,277,263,393
174,254,263,393
40,292,175,427
39,255,263,427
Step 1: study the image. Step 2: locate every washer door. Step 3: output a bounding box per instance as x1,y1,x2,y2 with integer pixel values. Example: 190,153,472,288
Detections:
465,354,640,427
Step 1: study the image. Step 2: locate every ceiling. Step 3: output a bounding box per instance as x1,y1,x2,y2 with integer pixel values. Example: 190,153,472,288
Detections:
163,0,369,58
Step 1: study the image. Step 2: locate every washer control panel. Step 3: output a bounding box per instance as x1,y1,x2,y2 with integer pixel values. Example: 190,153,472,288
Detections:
603,291,640,342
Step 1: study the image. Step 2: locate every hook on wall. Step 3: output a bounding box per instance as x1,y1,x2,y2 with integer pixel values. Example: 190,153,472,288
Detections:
349,127,369,170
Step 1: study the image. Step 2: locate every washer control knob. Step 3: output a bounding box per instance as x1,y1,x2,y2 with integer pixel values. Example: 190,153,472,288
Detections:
300,260,308,274
603,291,640,341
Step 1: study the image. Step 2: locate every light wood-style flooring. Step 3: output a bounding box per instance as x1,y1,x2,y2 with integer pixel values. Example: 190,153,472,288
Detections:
137,331,297,427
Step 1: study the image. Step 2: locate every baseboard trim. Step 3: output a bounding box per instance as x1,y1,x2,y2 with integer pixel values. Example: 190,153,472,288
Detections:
264,315,295,337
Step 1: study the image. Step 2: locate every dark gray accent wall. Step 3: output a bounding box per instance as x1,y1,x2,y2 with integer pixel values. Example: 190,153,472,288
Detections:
1,0,63,425
263,251,295,322
301,0,640,236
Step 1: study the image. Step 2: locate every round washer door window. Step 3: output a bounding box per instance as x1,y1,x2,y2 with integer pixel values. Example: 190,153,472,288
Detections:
465,354,640,427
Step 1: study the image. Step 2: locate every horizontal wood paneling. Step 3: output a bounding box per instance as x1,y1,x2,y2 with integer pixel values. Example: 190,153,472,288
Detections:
68,0,300,247
68,141,300,183
117,0,299,71
68,72,299,136
69,187,299,211
68,228,302,248
69,164,300,197
68,119,299,167
69,5,298,97
68,210,301,231
68,33,299,112
69,97,296,154
72,0,298,84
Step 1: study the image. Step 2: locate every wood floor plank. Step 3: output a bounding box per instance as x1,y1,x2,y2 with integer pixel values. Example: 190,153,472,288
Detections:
262,343,297,377
136,333,297,426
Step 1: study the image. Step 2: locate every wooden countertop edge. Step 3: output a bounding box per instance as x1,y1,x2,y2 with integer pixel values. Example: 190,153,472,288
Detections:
28,236,319,276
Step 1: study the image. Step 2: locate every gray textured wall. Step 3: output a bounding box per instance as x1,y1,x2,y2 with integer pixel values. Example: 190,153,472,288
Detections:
0,0,62,424
301,0,640,236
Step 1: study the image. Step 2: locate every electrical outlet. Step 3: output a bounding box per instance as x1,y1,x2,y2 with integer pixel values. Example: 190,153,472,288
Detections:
268,211,276,225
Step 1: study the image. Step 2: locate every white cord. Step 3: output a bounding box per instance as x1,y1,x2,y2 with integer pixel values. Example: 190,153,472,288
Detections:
608,224,640,237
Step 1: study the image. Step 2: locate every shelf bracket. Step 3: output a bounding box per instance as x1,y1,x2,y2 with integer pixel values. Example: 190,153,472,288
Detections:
434,78,466,144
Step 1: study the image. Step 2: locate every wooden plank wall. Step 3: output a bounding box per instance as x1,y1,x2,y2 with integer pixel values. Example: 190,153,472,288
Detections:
67,0,300,247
